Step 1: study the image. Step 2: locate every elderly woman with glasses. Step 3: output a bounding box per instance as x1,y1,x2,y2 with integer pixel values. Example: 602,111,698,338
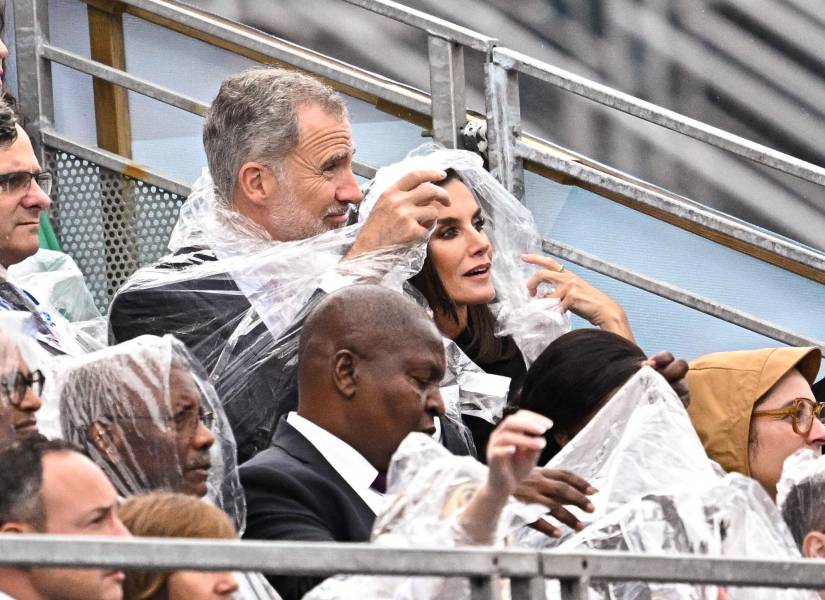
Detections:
0,329,43,444
686,346,825,500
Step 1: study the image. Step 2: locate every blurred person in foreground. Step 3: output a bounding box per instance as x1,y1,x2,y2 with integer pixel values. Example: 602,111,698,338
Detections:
119,493,239,600
0,436,131,600
687,347,825,500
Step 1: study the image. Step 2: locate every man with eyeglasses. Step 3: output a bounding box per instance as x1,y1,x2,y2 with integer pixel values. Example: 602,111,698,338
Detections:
0,97,66,355
0,330,44,445
54,336,218,499
686,346,825,500
0,100,51,274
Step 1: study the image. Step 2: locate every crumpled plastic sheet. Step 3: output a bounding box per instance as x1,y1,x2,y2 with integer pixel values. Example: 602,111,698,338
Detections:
512,367,816,600
109,169,451,458
0,270,103,357
304,432,547,600
777,448,825,552
40,334,246,533
359,145,571,424
359,144,571,366
7,248,102,323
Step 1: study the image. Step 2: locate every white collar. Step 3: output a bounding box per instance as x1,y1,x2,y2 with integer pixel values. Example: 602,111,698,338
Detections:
286,412,383,512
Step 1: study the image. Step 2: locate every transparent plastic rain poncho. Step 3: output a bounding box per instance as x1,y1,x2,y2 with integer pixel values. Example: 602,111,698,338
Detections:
1,251,104,356
0,327,46,447
513,367,815,600
359,144,570,424
304,431,548,600
40,334,246,532
777,448,825,553
109,169,440,459
7,249,102,323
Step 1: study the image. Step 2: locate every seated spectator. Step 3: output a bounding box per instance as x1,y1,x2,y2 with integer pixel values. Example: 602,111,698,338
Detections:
359,147,693,460
119,493,239,600
109,67,452,461
0,436,131,600
687,347,824,500
510,329,689,456
50,335,244,528
240,285,450,598
0,96,90,357
0,330,43,444
778,450,825,586
304,409,552,599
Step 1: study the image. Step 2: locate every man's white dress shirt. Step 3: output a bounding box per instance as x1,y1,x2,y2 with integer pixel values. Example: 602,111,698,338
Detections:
286,412,385,514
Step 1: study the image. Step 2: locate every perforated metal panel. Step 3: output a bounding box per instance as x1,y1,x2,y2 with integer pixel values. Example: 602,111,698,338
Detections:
45,148,186,313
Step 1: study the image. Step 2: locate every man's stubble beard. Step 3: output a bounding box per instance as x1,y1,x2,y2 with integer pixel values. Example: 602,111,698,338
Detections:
267,183,347,242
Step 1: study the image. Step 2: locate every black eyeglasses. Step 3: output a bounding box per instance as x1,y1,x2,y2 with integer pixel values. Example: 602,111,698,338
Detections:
0,370,46,406
0,171,53,196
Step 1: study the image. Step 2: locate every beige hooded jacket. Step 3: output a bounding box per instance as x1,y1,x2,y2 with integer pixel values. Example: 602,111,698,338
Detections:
686,347,821,477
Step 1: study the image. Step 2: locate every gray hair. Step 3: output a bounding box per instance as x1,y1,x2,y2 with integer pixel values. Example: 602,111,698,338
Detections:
203,67,348,204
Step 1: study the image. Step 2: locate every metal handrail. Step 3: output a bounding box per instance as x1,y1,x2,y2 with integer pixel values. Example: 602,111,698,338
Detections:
336,0,496,51
108,0,433,119
542,238,825,350
493,46,825,188
1,536,824,596
40,43,209,116
520,140,825,279
14,0,825,344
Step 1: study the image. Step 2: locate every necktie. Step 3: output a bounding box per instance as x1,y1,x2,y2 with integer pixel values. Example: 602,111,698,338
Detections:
0,280,52,336
370,471,387,494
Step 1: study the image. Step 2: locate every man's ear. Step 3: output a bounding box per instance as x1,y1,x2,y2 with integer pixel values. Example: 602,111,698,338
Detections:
332,349,358,400
803,530,825,559
87,421,121,462
236,162,277,208
0,521,36,534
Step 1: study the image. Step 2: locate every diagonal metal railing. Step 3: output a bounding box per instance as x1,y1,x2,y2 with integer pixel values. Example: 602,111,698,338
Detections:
11,0,825,349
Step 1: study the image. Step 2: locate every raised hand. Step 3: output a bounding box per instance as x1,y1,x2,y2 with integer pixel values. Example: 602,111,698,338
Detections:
347,170,450,258
486,410,554,496
515,467,597,537
645,351,690,408
521,254,634,341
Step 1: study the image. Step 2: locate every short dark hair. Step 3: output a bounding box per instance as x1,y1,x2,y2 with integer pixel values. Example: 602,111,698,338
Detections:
510,328,646,463
781,473,825,549
408,169,519,365
0,436,79,530
0,96,17,150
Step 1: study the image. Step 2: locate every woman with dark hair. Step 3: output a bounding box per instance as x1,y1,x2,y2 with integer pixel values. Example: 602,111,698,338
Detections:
408,167,633,392
511,328,648,465
363,147,633,458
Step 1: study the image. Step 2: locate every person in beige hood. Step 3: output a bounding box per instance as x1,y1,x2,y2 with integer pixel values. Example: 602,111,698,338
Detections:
687,346,824,500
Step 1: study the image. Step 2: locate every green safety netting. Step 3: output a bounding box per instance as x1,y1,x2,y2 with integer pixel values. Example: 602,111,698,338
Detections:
39,212,61,251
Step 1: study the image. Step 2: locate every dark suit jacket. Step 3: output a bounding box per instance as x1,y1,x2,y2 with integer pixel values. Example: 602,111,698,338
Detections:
240,418,375,600
109,247,305,462
815,378,825,404
109,247,478,462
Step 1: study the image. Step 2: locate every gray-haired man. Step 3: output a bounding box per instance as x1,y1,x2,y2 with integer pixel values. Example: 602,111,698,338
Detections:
109,67,454,461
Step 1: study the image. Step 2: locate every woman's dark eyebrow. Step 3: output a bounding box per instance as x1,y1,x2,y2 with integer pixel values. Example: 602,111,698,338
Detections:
436,216,459,226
